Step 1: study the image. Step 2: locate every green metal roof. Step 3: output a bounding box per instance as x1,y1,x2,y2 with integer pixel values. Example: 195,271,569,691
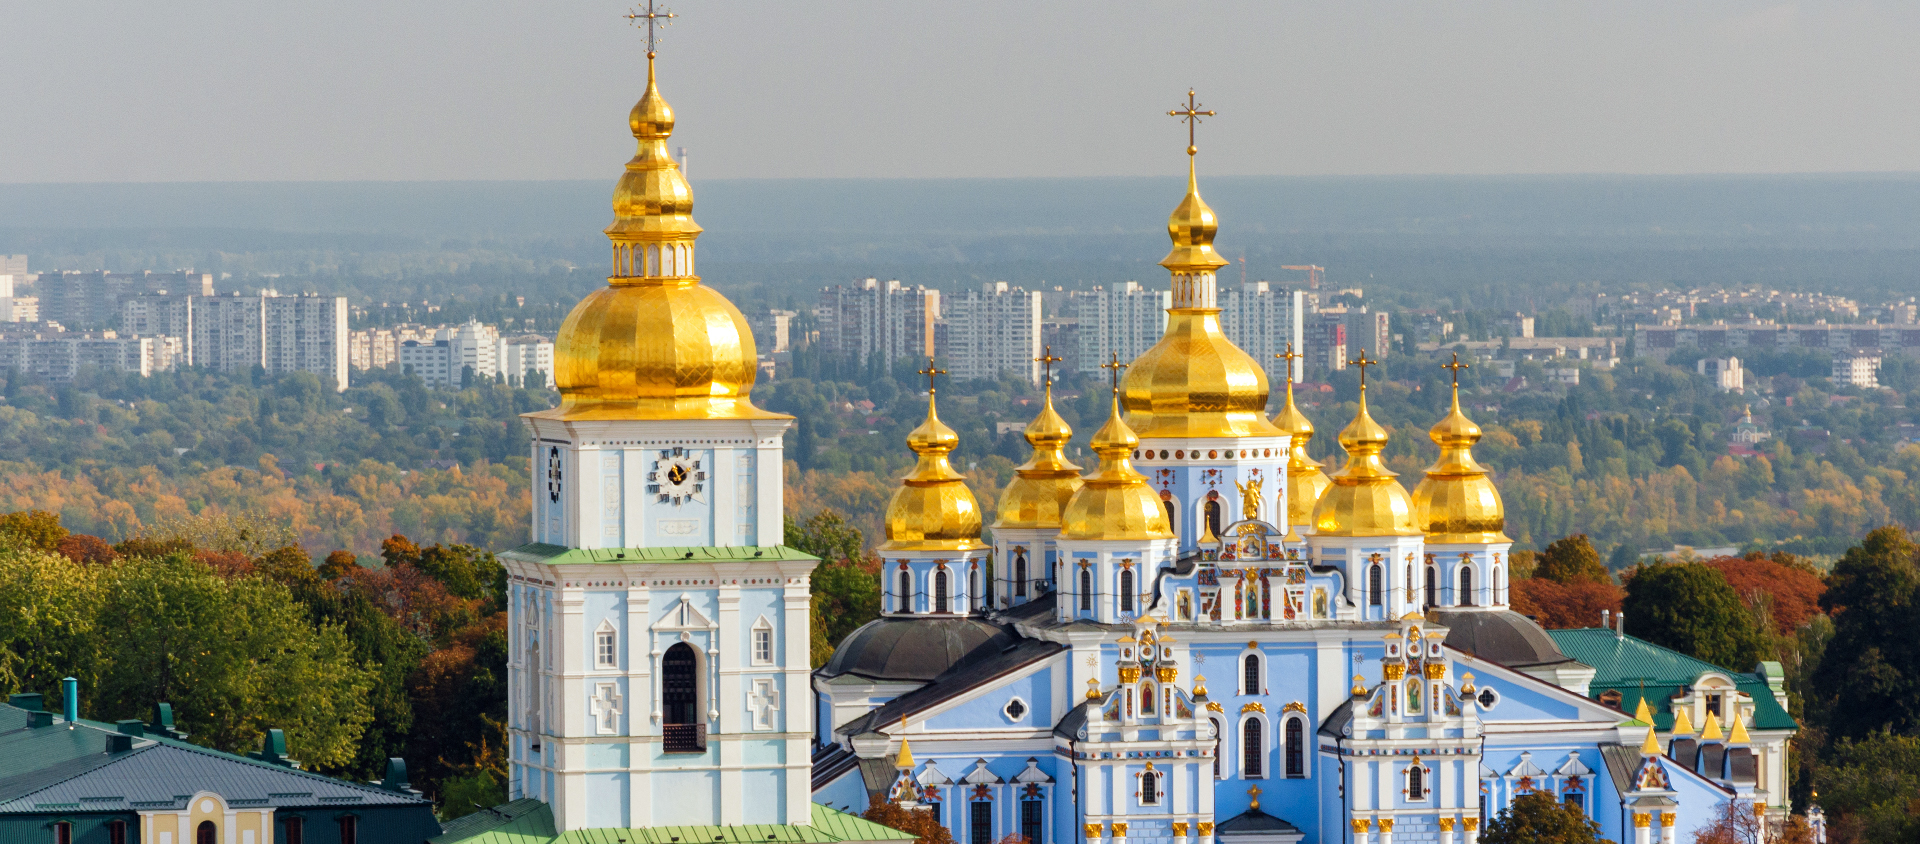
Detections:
499,544,819,566
1547,628,1797,732
432,803,914,844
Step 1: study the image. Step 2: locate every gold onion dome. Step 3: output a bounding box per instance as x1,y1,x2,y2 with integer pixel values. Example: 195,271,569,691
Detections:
1273,373,1330,536
542,57,781,422
995,379,1085,530
881,389,984,551
1061,391,1175,541
1411,378,1510,543
1310,380,1420,536
1121,157,1281,440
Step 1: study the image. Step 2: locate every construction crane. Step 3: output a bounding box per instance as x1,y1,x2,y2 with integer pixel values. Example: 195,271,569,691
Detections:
1281,265,1324,289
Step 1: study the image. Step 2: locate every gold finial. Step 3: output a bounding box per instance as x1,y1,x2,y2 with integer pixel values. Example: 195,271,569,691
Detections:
1641,724,1662,756
1037,345,1064,387
1671,704,1695,736
1101,351,1128,394
1349,349,1381,392
625,0,678,59
1351,675,1367,697
919,356,947,396
1167,89,1216,157
1247,785,1262,810
1086,678,1103,700
1633,696,1654,725
1442,352,1469,391
1728,713,1751,745
1275,343,1304,390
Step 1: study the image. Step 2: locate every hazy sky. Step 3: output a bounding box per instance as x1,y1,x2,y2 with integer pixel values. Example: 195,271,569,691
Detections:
6,1,1918,183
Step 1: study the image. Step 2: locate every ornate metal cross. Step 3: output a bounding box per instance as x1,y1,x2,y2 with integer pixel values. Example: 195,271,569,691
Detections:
1035,345,1064,388
919,357,947,395
1167,89,1216,156
625,0,678,58
1442,352,1470,389
1274,342,1304,388
1102,351,1129,393
1348,349,1380,391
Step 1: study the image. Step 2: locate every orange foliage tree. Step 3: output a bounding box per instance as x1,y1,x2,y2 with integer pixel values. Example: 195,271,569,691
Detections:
1698,554,1826,635
1511,578,1625,630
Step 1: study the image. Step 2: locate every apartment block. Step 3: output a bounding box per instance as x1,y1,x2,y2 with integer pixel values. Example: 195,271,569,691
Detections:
0,332,182,381
265,295,350,392
1697,357,1744,393
1069,282,1169,374
1832,354,1881,389
815,278,941,370
1218,281,1307,383
0,274,38,323
1635,322,1920,359
1305,312,1348,373
500,335,556,388
36,270,213,329
936,282,1043,383
125,291,350,391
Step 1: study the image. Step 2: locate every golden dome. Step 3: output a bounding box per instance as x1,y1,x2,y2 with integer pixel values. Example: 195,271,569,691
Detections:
536,57,782,423
1061,390,1174,541
995,377,1085,530
1411,376,1510,544
1121,157,1282,440
1310,380,1420,537
1273,371,1331,538
881,388,985,552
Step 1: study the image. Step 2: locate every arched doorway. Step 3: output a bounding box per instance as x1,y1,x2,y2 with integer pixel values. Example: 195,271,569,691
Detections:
662,642,704,751
197,821,216,844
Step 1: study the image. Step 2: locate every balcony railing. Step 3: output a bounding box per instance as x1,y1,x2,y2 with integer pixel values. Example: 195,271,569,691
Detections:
663,723,707,753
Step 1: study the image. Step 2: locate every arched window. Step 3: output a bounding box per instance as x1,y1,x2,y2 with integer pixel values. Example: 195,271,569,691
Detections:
969,569,980,611
1014,552,1028,598
647,244,661,276
1140,681,1155,714
1368,564,1383,606
1211,717,1225,779
1243,719,1264,778
1163,498,1177,535
897,570,914,613
198,821,217,844
1425,565,1437,608
1119,568,1134,612
1205,497,1223,538
1140,769,1159,805
1285,717,1305,777
1493,564,1504,604
1243,653,1262,695
662,642,703,751
1079,568,1093,611
1408,765,1425,801
1460,566,1475,607
934,570,950,613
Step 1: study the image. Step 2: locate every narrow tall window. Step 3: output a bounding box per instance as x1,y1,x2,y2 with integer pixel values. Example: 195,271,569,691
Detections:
1243,719,1264,778
1493,564,1504,604
1079,568,1092,611
1141,771,1159,805
338,817,357,844
1285,717,1305,777
54,823,73,844
934,570,950,613
1212,718,1224,779
662,642,704,752
108,821,127,844
1425,566,1437,608
198,821,216,844
284,817,304,844
970,569,980,611
1014,552,1029,598
1243,653,1261,695
899,571,914,614
1163,499,1177,535
1368,564,1383,606
595,628,617,669
1021,798,1045,844
1460,566,1475,607
971,801,993,844
1119,569,1134,612
1205,498,1223,537
753,627,774,665
1408,766,1425,801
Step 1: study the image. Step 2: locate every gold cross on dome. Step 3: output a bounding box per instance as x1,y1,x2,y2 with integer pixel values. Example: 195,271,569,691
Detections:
918,357,947,395
1274,343,1304,388
1101,352,1129,393
625,0,678,58
1348,349,1380,390
1442,352,1470,389
1168,89,1216,156
1247,784,1262,809
1035,345,1064,387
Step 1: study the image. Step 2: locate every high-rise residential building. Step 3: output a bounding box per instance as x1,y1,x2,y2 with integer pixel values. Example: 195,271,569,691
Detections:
1069,281,1169,373
748,309,797,354
265,294,350,392
936,282,1043,383
120,294,194,362
36,270,214,330
499,334,556,388
815,278,940,369
1218,281,1307,383
1315,305,1391,360
444,320,500,381
193,294,268,374
0,273,36,323
0,256,25,274
1697,357,1744,393
1305,311,1349,373
1833,354,1881,389
397,339,457,387
0,332,182,381
142,291,351,390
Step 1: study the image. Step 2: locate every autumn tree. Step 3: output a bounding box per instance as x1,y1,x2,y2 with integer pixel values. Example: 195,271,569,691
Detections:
1479,791,1612,844
1535,534,1611,584
863,794,957,844
1690,798,1762,844
0,509,68,553
1813,526,1920,739
1622,562,1769,672
1511,577,1624,630
1700,553,1825,635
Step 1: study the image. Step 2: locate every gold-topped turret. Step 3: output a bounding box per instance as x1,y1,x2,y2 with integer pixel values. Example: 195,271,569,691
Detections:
538,49,780,422
1310,352,1419,536
881,360,985,551
1121,91,1281,440
1273,345,1329,539
1062,356,1175,541
1412,354,1510,543
996,348,1085,530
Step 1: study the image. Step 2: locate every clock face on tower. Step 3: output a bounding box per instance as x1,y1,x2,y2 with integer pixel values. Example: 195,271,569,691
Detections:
648,447,706,505
547,446,563,503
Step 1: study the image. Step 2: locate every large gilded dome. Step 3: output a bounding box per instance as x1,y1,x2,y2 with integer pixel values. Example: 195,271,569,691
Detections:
1411,372,1509,543
1310,380,1420,537
995,376,1084,530
1061,390,1174,541
537,57,781,422
1121,157,1282,440
881,388,985,552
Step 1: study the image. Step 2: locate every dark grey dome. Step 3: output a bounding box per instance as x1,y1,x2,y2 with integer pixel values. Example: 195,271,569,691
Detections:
1432,609,1573,668
820,617,1016,682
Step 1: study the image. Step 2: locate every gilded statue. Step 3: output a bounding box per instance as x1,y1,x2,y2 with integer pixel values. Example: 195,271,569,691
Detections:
1234,478,1262,521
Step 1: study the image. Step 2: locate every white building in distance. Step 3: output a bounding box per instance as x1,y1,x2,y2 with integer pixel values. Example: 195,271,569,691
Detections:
1218,281,1307,383
1069,281,1169,373
1832,353,1881,389
936,282,1043,383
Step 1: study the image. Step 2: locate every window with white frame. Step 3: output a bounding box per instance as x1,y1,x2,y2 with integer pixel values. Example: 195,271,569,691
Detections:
1284,715,1306,778
751,618,775,665
1242,718,1265,778
594,622,618,669
1405,760,1428,801
1211,716,1226,779
1242,652,1262,695
1139,765,1162,805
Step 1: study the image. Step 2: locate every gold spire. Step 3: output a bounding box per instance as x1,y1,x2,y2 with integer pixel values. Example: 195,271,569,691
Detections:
1121,91,1281,441
1633,696,1654,725
881,360,984,552
1671,704,1696,736
1700,710,1724,741
1412,354,1510,543
1062,356,1175,541
996,348,1086,530
1728,714,1750,744
1642,725,1662,756
538,45,782,423
1273,345,1329,540
1310,352,1419,536
896,737,914,770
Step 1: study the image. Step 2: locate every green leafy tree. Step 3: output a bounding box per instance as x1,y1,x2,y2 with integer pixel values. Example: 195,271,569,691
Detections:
790,510,882,666
1812,526,1920,739
0,547,100,701
1479,791,1612,844
1810,732,1920,844
1535,534,1611,584
1622,562,1769,672
0,509,69,553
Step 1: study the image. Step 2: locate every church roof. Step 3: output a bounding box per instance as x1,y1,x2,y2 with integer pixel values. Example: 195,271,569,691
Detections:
433,802,915,844
1429,609,1576,669
833,638,1064,739
499,543,818,566
819,617,1018,683
1215,808,1304,836
1549,628,1796,732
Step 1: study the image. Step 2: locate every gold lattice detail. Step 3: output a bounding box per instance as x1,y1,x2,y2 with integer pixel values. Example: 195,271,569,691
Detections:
1206,701,1223,712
